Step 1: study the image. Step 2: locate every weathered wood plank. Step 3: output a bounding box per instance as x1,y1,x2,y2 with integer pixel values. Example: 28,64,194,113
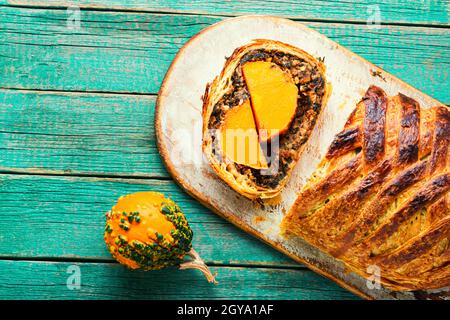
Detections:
0,89,167,177
0,8,448,103
0,174,296,266
0,260,358,299
2,0,448,26
3,89,447,179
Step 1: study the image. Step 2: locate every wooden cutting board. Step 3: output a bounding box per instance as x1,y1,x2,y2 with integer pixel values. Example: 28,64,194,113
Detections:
155,15,448,300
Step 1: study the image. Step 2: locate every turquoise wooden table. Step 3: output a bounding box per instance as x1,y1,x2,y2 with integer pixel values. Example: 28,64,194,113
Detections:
0,1,448,300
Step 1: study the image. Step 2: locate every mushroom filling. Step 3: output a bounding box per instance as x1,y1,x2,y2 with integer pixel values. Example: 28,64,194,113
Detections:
208,49,326,189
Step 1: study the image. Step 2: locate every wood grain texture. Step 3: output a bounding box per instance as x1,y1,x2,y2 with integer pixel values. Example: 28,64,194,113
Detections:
0,173,296,266
0,7,448,103
2,0,449,25
0,89,168,177
0,260,358,300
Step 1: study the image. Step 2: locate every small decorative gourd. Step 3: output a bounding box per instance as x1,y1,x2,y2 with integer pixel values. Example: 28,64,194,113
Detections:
104,191,217,283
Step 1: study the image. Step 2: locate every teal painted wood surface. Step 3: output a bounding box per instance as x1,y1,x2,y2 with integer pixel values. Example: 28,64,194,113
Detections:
1,0,448,26
0,7,449,102
0,89,167,177
0,173,295,266
0,260,357,300
0,0,447,300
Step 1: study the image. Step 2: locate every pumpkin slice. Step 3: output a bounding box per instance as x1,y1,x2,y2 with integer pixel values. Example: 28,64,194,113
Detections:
242,61,298,142
220,100,268,169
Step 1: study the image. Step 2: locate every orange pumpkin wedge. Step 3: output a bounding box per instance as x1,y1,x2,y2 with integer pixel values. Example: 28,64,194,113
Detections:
220,100,268,169
242,61,298,142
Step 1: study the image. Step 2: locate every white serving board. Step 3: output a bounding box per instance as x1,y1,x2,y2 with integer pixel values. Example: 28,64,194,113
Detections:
155,15,447,299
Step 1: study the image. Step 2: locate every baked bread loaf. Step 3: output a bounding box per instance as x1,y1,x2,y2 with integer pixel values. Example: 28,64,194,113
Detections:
202,39,328,199
282,86,449,291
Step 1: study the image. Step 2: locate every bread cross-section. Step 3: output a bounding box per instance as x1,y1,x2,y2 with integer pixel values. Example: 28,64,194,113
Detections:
202,39,328,199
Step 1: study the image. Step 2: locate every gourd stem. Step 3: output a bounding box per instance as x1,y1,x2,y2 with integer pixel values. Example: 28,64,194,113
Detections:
179,248,218,284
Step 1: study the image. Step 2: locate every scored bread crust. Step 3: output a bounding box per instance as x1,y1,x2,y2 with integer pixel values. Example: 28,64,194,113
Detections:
202,39,329,199
282,85,449,291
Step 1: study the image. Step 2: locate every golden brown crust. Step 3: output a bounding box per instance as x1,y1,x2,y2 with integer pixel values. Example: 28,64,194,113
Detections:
202,39,329,200
282,86,450,291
